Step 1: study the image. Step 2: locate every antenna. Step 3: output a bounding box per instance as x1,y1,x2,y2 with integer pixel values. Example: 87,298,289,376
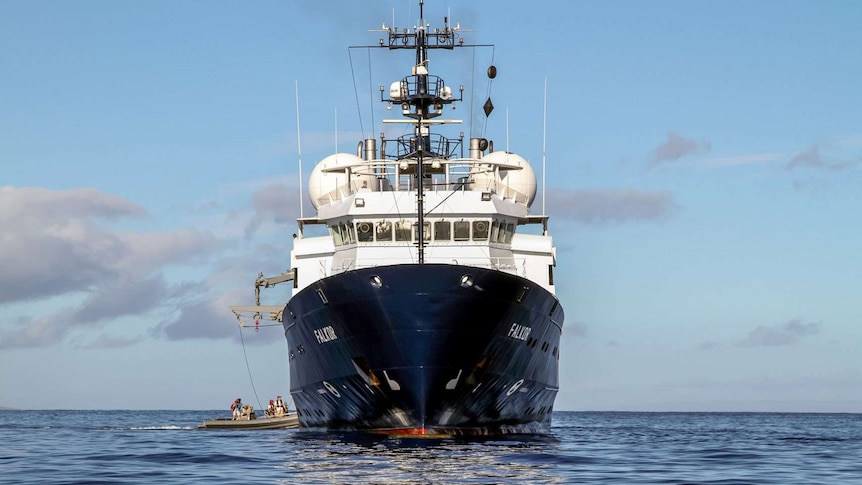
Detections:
542,77,547,217
334,107,338,154
295,80,304,219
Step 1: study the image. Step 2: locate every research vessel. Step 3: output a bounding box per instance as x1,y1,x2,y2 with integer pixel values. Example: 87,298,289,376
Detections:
232,1,564,435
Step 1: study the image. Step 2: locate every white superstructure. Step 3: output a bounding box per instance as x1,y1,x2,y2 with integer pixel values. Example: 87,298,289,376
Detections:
291,145,557,296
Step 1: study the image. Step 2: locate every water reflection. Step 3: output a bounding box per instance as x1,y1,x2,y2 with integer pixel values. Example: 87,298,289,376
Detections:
277,431,566,483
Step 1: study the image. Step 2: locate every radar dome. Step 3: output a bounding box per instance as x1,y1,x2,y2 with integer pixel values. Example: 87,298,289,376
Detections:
483,151,537,207
307,153,374,209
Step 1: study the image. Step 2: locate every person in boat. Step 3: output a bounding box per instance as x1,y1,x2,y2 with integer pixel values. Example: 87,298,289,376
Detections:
266,399,276,417
231,398,242,420
274,395,287,416
240,403,256,420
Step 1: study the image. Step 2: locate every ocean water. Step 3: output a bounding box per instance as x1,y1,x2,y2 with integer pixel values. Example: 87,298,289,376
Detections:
1,411,860,484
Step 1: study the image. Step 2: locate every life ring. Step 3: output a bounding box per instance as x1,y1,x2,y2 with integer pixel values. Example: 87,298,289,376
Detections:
323,380,341,398
506,378,524,396
359,222,371,233
475,221,487,232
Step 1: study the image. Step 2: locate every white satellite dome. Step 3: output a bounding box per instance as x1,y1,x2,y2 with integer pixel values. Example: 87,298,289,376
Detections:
307,153,373,209
482,151,537,207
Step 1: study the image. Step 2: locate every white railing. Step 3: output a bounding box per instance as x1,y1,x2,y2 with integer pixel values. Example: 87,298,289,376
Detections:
315,158,532,206
327,256,527,277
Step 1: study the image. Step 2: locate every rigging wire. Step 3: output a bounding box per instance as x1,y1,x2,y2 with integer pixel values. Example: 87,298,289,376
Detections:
236,324,263,413
424,183,467,215
470,48,476,138
368,48,375,134
481,47,496,138
295,80,304,219
348,48,365,139
542,77,547,217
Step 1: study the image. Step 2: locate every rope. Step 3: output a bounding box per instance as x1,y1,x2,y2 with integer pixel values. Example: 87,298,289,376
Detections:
236,323,263,413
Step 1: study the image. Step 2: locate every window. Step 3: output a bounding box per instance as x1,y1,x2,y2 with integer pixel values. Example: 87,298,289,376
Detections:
357,222,373,242
413,222,430,241
376,221,392,241
342,223,355,244
472,220,489,240
330,225,344,246
395,221,412,241
434,221,451,241
502,223,515,244
453,221,470,241
490,221,500,243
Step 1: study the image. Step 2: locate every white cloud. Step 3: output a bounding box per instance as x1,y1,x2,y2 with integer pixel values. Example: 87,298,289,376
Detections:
547,188,678,224
786,144,852,171
651,132,711,166
0,186,222,348
244,182,302,238
154,289,248,341
0,186,145,303
737,319,821,347
564,321,588,338
698,319,822,350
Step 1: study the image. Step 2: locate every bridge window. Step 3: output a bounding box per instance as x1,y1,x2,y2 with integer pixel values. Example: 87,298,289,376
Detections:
395,221,412,241
342,223,355,244
434,221,451,241
413,222,430,241
357,222,373,242
453,221,470,241
490,221,501,243
330,225,344,246
376,221,392,241
502,222,515,243
472,220,489,240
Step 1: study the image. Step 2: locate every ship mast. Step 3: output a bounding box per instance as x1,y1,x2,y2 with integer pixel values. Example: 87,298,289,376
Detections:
379,0,462,264
415,1,428,264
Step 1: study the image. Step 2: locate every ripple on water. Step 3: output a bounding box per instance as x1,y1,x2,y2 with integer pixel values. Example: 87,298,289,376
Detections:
1,411,861,484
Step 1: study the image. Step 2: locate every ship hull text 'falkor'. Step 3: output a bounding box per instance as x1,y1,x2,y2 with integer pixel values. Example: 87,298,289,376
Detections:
231,0,564,436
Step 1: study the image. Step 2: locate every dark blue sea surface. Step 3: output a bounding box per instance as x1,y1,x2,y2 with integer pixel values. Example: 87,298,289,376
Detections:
1,411,860,484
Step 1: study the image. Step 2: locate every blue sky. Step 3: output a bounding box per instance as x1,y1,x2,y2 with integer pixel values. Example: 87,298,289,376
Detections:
2,0,860,412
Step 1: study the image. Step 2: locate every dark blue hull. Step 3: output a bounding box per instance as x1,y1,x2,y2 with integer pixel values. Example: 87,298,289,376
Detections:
282,264,564,435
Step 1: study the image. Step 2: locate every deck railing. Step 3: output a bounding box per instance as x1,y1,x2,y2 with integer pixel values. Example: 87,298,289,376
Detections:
324,256,526,277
